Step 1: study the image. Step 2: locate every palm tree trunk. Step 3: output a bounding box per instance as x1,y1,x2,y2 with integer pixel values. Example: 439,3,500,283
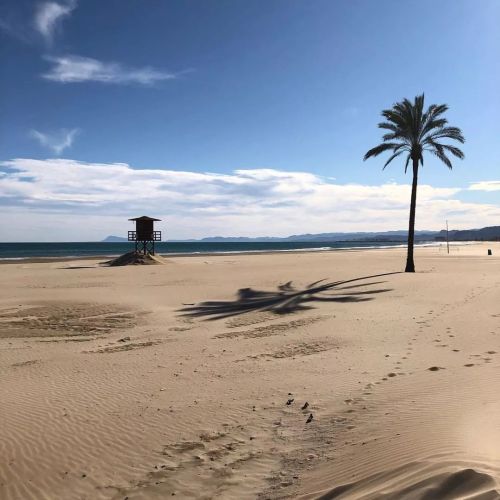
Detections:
405,158,419,272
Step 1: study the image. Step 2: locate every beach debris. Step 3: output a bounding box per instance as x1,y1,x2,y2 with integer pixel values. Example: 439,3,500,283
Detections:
427,366,445,371
286,398,294,405
301,402,309,410
306,413,314,424
117,336,131,342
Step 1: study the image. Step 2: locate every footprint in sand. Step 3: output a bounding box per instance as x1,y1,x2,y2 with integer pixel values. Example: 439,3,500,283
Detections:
427,366,445,372
464,364,475,367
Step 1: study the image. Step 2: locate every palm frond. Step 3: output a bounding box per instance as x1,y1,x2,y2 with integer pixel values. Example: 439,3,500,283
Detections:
378,122,399,132
419,103,449,138
420,118,448,137
381,109,410,132
430,149,453,169
440,144,465,159
363,142,400,160
413,94,425,137
383,150,404,169
424,126,465,144
404,154,412,173
382,131,410,142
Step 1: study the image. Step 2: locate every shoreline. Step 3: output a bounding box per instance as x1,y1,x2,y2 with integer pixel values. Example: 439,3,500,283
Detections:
0,240,479,264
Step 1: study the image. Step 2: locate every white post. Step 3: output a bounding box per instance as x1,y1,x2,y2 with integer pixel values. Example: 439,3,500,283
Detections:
446,220,450,255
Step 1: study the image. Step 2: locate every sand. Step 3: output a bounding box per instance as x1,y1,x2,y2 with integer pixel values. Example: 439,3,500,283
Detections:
105,251,168,267
0,242,499,499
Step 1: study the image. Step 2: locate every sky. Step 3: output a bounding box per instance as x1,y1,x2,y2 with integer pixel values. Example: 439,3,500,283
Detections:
0,0,499,241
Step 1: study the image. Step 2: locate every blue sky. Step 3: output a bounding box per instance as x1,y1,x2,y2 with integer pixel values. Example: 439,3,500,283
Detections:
0,0,499,241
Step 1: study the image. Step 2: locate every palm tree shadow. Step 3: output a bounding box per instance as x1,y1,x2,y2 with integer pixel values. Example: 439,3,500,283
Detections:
179,272,400,321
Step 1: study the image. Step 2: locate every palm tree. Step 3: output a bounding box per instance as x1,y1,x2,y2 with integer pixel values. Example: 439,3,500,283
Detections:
364,94,465,272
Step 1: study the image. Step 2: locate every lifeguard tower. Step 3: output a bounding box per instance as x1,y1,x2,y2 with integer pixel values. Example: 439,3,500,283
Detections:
128,216,162,255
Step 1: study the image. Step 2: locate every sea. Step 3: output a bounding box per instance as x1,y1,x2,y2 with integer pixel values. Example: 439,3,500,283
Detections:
0,241,445,260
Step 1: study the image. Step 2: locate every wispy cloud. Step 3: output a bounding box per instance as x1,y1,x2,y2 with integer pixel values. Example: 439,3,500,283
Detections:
0,17,30,43
1,158,499,241
42,55,181,85
29,129,79,155
468,181,500,192
34,1,76,45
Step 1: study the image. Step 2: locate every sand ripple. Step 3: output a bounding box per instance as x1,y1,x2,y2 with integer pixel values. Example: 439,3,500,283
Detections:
0,302,142,338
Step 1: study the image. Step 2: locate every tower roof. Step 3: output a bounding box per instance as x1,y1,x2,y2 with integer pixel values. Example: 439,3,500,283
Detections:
128,215,161,221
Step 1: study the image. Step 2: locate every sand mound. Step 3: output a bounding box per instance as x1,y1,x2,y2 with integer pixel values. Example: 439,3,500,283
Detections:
320,464,500,499
105,251,166,266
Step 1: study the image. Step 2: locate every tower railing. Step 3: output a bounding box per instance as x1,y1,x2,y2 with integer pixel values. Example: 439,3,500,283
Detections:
128,231,162,241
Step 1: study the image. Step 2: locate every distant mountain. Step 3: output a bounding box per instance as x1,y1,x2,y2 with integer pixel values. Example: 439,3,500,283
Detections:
102,235,128,242
435,226,500,241
104,226,500,243
169,230,440,243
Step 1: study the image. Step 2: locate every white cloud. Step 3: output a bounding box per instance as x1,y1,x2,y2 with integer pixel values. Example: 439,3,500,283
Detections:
0,158,499,241
42,55,180,85
30,128,79,155
469,181,500,192
34,1,76,44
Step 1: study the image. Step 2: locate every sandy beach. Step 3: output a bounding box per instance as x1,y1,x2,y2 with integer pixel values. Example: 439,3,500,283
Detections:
1,243,499,499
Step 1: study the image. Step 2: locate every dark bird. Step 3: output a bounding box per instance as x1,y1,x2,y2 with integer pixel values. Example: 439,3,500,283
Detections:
286,398,294,405
306,413,313,424
301,402,309,410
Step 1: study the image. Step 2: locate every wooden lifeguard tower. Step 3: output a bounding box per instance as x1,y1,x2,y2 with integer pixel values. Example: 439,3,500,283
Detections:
128,216,162,255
